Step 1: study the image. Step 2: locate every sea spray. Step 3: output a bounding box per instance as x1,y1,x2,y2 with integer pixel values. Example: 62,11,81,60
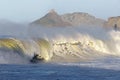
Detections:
0,25,120,64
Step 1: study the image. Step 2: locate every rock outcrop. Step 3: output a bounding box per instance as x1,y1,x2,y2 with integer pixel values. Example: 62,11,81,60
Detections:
105,16,120,29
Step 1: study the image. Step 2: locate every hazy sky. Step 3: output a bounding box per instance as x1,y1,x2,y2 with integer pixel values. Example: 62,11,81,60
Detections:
0,0,120,22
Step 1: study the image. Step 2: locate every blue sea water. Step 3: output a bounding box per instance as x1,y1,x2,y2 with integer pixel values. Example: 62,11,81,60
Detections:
0,61,120,80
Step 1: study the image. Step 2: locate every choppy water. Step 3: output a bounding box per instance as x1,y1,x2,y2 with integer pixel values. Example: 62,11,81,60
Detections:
0,60,120,80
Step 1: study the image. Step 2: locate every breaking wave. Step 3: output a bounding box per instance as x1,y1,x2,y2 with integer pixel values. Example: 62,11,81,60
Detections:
0,28,120,64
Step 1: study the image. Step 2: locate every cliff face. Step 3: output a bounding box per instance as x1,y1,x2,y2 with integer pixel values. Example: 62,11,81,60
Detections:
105,16,120,29
31,10,106,27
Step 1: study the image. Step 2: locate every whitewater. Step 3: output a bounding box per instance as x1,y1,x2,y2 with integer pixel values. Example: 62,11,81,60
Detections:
0,25,120,63
0,25,120,80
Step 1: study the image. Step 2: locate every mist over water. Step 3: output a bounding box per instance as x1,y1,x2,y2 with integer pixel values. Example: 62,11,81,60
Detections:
29,25,109,40
0,22,112,40
0,22,120,65
0,22,29,38
29,25,120,56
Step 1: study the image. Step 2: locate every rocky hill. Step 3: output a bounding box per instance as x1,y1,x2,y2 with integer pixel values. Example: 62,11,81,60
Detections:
31,9,106,27
31,9,72,27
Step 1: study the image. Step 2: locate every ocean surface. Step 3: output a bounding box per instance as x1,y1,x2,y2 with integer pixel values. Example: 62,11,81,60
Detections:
1,58,120,80
0,25,120,80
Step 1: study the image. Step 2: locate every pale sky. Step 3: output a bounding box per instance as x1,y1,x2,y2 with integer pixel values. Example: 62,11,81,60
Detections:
0,0,120,23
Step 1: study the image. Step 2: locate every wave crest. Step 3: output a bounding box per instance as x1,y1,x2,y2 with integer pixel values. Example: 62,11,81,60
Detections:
0,30,120,63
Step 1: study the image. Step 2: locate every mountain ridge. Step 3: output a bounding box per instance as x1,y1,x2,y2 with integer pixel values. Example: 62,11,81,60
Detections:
31,9,119,28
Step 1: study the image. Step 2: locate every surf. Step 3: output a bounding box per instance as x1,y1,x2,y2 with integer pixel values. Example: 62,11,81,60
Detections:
0,26,120,64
